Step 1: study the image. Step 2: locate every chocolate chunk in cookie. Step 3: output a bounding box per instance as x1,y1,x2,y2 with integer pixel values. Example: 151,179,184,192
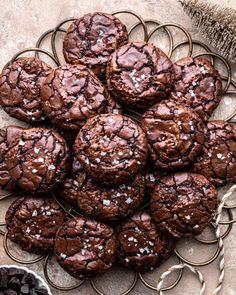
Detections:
191,120,236,186
141,100,205,170
5,194,66,254
74,114,148,185
106,42,173,108
170,57,222,121
54,216,116,279
117,211,175,272
40,64,121,130
5,128,70,193
63,12,128,78
150,172,218,238
0,57,52,122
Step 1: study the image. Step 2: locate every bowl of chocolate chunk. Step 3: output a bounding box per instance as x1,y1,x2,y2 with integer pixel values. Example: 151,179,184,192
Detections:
0,265,52,294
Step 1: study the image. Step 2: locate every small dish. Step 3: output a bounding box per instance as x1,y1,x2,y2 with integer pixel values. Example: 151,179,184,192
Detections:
0,264,52,295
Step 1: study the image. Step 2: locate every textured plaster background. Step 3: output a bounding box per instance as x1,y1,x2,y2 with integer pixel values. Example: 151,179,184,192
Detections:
0,0,236,294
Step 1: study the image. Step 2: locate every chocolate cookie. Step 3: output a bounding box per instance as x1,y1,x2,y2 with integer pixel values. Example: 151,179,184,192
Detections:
150,172,218,238
54,216,116,279
141,100,205,170
60,160,145,221
191,120,236,186
106,42,173,108
0,126,23,191
5,128,70,193
0,57,52,122
170,57,222,121
117,211,175,272
5,195,66,254
40,64,121,131
63,12,128,78
74,114,148,185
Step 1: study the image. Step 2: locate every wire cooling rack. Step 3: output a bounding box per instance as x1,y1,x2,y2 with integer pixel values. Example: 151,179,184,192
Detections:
0,10,236,295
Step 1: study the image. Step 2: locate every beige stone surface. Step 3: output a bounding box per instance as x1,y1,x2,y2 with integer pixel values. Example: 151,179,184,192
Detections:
0,0,236,294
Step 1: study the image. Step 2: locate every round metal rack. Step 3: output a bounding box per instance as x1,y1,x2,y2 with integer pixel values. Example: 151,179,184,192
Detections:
0,9,236,295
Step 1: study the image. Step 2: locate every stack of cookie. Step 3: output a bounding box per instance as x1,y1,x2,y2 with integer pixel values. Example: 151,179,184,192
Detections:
0,11,235,280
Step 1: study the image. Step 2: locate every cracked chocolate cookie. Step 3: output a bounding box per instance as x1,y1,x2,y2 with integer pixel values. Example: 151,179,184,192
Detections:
106,42,173,108
40,64,121,131
63,12,128,78
0,126,23,191
141,100,205,170
54,216,116,279
0,57,52,122
170,57,222,121
191,120,236,186
5,194,66,254
74,114,148,185
150,172,218,238
117,211,175,272
60,160,145,221
5,127,70,193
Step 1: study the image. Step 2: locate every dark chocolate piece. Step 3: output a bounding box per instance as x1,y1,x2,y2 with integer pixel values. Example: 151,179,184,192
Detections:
34,288,49,295
74,114,148,185
8,277,20,292
150,172,218,238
